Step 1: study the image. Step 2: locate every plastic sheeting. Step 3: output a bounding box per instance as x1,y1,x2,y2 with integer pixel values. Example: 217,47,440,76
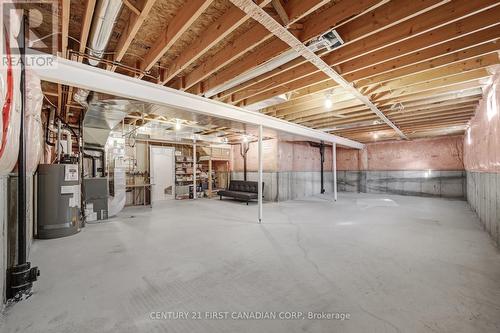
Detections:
464,68,500,172
25,69,43,173
107,168,125,217
0,29,21,176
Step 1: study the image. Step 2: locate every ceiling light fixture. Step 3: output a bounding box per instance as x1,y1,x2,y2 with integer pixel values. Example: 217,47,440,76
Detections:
324,93,333,109
175,119,182,131
372,133,379,140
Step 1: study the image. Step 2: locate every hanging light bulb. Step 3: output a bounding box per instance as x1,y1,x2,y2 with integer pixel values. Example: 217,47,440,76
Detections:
242,135,249,143
324,94,333,109
175,119,182,130
372,132,379,140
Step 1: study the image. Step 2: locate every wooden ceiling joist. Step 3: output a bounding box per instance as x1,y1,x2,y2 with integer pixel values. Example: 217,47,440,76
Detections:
230,0,408,139
111,0,157,72
234,3,500,107
202,0,439,99
139,0,214,76
157,0,273,85
175,0,327,92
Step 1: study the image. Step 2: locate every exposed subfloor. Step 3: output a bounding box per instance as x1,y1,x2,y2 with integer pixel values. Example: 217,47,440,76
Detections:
2,193,500,332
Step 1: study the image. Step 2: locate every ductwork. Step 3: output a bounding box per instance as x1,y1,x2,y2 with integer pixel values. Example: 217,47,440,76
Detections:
204,29,343,99
88,0,123,66
74,0,123,107
230,0,408,139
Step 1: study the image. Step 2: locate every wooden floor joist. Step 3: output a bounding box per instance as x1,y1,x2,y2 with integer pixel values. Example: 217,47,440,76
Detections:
37,0,500,142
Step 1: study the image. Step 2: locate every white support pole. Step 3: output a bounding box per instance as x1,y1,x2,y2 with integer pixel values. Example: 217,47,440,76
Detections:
193,141,197,200
258,125,263,223
333,143,337,201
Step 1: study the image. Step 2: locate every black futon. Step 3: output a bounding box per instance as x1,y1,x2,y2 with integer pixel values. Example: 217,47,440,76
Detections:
218,180,264,205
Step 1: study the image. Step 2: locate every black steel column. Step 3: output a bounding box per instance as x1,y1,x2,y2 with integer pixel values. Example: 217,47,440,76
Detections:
7,15,39,301
320,142,325,194
17,15,27,266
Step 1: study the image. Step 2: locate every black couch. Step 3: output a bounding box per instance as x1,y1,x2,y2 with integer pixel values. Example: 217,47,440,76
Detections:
218,180,264,205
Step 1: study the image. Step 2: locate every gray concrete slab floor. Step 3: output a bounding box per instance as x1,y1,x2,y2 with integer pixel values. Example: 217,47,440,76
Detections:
1,193,500,332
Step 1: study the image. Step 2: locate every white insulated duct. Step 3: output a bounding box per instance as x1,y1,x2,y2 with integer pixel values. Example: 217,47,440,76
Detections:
205,33,342,98
75,0,122,106
229,0,408,139
88,0,123,66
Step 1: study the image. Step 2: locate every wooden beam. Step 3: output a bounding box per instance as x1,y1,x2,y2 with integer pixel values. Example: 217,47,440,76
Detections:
79,0,96,59
199,0,386,96
61,0,70,58
302,97,481,125
123,0,141,16
139,0,213,75
178,0,328,91
159,0,272,85
362,53,499,95
111,0,157,71
371,68,490,102
272,0,289,26
230,0,407,139
295,85,485,126
233,2,500,105
285,0,331,23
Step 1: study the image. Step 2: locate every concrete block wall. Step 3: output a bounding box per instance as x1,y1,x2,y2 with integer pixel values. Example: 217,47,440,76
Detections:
463,68,500,247
231,172,279,202
276,171,334,201
231,171,337,202
466,172,500,246
337,170,465,198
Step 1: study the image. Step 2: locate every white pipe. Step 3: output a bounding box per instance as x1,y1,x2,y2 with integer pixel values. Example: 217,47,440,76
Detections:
258,124,263,223
332,142,337,201
49,125,72,155
193,141,197,200
56,120,61,162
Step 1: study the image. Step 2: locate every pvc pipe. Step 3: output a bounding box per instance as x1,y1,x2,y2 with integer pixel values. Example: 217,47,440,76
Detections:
333,143,337,201
193,141,197,200
258,125,263,223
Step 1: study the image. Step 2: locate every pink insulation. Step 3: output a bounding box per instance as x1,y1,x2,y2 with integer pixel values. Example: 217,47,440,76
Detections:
278,141,332,172
337,148,359,171
231,136,465,172
364,136,464,171
464,69,500,173
231,139,278,172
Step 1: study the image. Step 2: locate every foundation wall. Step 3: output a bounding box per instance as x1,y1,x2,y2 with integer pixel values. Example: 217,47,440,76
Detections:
464,69,500,246
230,136,465,202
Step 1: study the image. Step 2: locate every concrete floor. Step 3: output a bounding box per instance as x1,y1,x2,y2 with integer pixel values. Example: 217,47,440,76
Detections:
1,193,500,332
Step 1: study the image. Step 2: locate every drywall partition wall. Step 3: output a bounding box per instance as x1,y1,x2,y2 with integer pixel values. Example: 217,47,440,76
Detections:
464,69,500,246
336,136,466,198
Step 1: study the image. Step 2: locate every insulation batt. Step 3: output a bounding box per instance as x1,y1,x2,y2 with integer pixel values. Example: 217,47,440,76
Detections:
0,22,21,176
25,68,43,173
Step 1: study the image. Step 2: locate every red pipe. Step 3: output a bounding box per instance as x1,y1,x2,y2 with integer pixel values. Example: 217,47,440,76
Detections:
0,27,13,158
